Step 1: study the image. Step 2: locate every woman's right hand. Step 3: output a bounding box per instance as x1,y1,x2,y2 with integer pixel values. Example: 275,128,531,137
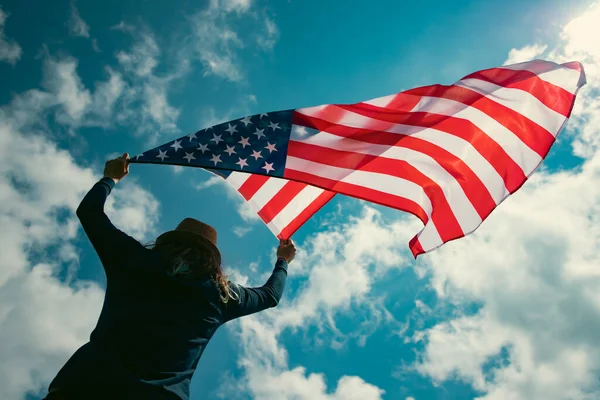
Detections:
277,239,296,264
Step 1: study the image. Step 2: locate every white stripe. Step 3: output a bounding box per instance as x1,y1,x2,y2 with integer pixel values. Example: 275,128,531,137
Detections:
416,222,444,253
456,78,566,135
292,134,480,232
285,156,434,218
266,185,325,235
225,171,252,190
500,60,582,94
382,146,482,233
298,101,542,175
293,126,509,205
409,97,543,174
247,177,288,210
410,130,510,202
356,94,396,109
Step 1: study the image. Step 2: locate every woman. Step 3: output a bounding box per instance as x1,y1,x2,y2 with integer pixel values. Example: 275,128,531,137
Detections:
44,153,296,400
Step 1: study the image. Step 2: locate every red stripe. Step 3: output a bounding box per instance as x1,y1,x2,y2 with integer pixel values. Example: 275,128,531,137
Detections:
335,103,527,193
238,174,270,200
284,168,430,226
463,68,574,117
287,141,464,242
277,190,336,239
289,135,496,220
562,61,583,73
399,137,496,219
257,180,305,224
408,236,424,258
373,92,421,112
404,84,556,157
294,111,407,146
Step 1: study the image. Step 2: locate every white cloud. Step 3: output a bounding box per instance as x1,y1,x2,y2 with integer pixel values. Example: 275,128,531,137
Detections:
115,29,182,140
0,80,160,399
220,0,253,13
413,156,600,399
116,31,160,78
257,14,279,50
88,67,125,123
189,0,280,81
42,56,92,123
233,226,252,237
190,4,244,82
1,54,124,130
68,2,90,38
195,175,223,190
504,44,547,65
221,4,600,399
274,207,412,331
0,8,22,64
411,4,600,399
223,206,418,399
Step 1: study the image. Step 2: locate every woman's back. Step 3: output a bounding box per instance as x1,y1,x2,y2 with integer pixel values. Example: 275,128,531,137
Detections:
49,249,228,399
44,175,295,400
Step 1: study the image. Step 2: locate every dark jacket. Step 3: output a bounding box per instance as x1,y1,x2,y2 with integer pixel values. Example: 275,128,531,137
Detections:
45,177,288,400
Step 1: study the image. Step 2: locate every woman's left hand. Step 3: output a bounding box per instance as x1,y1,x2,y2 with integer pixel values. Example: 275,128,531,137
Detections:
103,153,130,184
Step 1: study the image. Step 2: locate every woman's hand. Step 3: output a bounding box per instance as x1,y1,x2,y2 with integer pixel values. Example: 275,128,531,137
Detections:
103,153,130,184
277,239,296,264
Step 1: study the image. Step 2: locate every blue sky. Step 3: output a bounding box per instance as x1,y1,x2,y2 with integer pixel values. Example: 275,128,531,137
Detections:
1,0,600,399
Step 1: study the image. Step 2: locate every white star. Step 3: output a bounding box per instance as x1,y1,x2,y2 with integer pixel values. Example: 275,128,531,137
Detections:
236,157,249,169
253,128,266,139
225,145,237,156
260,113,268,119
251,150,263,160
265,142,277,153
268,121,280,131
156,149,169,161
210,134,223,145
170,139,183,152
293,126,308,137
197,143,209,153
238,137,250,148
204,126,213,132
183,152,196,163
188,132,197,142
262,162,275,174
240,116,253,126
210,154,222,165
225,123,238,135
135,153,144,160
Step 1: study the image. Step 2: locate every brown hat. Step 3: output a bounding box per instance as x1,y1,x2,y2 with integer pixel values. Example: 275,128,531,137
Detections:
155,218,221,265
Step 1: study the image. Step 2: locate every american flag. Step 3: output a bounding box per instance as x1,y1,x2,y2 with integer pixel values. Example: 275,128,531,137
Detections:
130,59,586,257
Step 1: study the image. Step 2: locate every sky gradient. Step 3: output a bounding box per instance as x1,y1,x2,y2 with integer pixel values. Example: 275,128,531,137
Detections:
1,0,599,399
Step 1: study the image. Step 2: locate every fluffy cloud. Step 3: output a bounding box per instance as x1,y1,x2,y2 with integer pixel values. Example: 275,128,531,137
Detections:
17,25,182,140
223,206,419,399
114,25,182,140
189,0,280,81
504,44,547,65
257,14,279,51
0,53,125,131
68,2,90,38
233,226,252,237
41,56,92,122
0,7,21,64
221,4,600,399
411,3,600,399
0,65,160,400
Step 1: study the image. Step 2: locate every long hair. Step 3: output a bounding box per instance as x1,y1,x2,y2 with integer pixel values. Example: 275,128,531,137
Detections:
143,239,236,303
